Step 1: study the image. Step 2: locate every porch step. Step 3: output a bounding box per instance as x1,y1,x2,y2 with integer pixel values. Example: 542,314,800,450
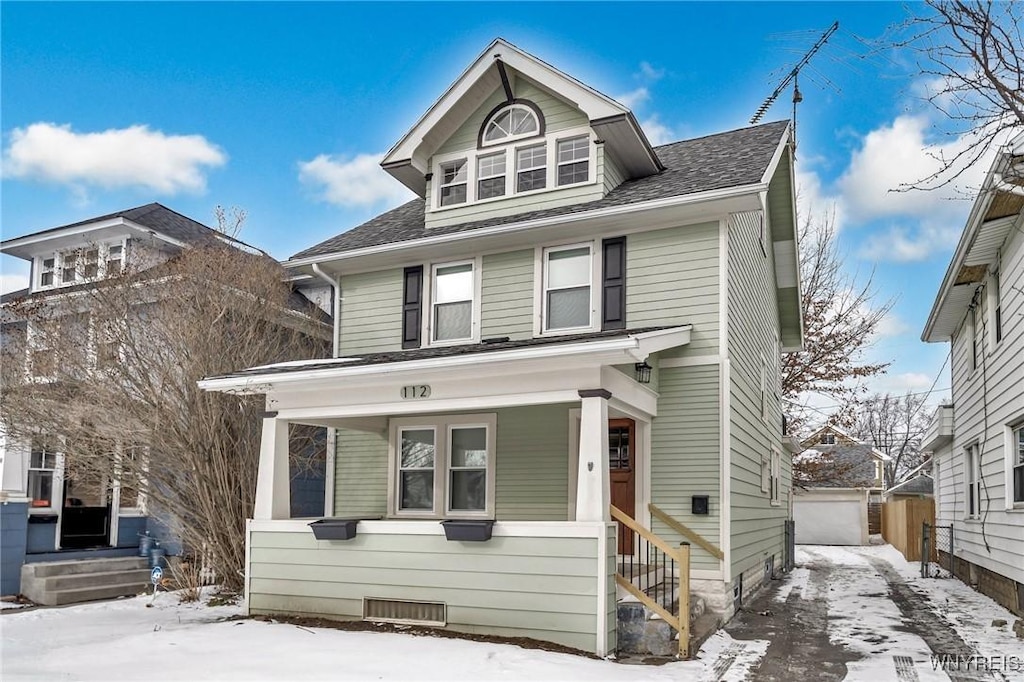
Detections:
616,588,714,657
20,557,151,606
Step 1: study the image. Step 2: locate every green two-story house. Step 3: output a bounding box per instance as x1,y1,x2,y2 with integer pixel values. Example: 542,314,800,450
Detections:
201,39,803,657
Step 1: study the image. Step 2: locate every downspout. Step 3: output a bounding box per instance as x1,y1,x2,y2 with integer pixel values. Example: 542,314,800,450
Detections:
310,262,340,517
310,263,341,358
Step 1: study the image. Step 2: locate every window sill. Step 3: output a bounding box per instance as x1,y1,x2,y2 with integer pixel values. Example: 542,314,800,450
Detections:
538,324,599,338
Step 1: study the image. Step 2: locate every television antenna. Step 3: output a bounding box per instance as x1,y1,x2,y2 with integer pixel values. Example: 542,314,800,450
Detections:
750,21,839,154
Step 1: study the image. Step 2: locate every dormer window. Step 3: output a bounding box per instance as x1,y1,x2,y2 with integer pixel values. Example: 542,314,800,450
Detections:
482,103,541,145
40,258,55,287
107,245,123,275
35,241,127,291
477,153,506,200
61,252,79,285
557,136,590,186
440,159,468,207
517,144,546,192
83,248,100,279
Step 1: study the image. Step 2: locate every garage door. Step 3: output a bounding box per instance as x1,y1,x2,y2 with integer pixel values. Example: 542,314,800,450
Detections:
793,496,865,545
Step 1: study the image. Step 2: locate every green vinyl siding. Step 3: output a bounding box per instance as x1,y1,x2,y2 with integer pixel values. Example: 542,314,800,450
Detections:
602,148,626,194
727,210,788,580
436,81,588,157
480,250,534,341
334,428,388,517
338,269,403,355
495,404,571,521
248,529,603,653
334,405,571,521
626,222,720,355
650,364,722,571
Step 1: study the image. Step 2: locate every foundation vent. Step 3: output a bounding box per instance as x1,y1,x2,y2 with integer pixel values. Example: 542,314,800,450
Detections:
363,597,446,626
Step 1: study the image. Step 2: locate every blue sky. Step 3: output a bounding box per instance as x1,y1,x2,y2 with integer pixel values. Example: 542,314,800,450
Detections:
2,2,979,416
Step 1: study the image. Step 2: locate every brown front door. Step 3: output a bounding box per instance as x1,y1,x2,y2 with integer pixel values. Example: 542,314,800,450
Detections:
609,418,636,554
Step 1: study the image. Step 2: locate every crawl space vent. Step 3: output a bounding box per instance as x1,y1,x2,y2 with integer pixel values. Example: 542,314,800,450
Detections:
363,597,446,626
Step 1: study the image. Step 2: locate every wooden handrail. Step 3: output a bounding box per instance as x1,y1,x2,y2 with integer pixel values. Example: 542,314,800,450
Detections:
614,574,679,630
610,504,681,559
649,503,725,561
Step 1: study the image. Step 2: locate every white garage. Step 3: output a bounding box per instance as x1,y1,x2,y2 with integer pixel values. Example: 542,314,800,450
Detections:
793,488,869,545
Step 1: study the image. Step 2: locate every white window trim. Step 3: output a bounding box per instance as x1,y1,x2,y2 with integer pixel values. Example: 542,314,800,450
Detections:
769,448,781,506
555,135,592,188
480,103,542,148
387,413,496,519
1005,416,1024,510
965,442,981,520
988,265,1002,349
26,442,63,513
422,257,482,347
430,125,595,212
534,240,601,337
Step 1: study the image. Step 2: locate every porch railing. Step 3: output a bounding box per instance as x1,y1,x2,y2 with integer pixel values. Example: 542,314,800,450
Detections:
610,504,691,658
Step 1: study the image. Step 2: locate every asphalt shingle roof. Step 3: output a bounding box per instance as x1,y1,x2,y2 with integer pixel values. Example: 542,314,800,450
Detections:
209,326,674,380
290,120,790,260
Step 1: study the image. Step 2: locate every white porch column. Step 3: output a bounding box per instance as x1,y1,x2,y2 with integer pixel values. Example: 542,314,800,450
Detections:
576,389,611,522
254,413,291,520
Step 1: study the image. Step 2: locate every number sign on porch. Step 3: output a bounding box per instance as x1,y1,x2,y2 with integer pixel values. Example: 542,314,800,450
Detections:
400,385,431,399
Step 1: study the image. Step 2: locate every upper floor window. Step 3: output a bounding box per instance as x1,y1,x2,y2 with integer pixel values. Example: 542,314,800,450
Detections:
1012,423,1024,505
992,269,1002,345
970,304,979,371
439,160,468,207
106,245,124,275
431,261,475,343
543,244,593,332
40,258,55,287
481,103,541,146
62,252,79,285
819,433,836,445
557,136,590,186
36,242,126,291
517,144,547,192
476,153,506,200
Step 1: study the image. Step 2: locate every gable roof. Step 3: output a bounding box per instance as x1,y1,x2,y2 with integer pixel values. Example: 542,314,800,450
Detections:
291,120,790,261
1,203,262,260
382,38,661,196
885,473,934,496
923,130,1024,342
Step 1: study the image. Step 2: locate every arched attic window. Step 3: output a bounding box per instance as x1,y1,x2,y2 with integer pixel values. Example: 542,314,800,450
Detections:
479,101,544,147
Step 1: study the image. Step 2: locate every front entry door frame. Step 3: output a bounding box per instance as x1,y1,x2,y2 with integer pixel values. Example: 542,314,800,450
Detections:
568,408,651,537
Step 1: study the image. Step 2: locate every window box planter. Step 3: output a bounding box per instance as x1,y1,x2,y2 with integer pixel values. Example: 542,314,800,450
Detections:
440,519,495,542
308,518,359,541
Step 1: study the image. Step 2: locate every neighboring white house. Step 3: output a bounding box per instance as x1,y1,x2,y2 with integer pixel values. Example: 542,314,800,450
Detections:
200,38,803,657
0,203,330,600
922,131,1024,618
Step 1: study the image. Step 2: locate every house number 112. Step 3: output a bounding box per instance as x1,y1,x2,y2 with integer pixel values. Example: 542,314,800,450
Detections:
401,385,431,399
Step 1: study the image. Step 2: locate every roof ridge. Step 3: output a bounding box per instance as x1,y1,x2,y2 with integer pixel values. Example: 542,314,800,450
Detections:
652,120,790,151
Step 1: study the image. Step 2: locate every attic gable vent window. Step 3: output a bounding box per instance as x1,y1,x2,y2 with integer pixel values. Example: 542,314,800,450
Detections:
482,103,540,145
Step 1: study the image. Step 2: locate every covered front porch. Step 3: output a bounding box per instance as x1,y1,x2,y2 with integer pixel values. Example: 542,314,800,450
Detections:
200,327,692,656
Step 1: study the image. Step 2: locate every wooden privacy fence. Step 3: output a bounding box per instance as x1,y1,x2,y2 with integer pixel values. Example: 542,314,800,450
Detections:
881,498,935,562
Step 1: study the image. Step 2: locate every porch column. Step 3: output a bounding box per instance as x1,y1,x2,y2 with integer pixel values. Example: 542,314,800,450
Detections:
254,413,290,520
576,389,611,522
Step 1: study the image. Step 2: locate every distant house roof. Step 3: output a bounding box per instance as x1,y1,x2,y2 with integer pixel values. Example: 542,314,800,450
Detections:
796,443,886,489
289,121,790,261
886,473,934,496
1,203,263,259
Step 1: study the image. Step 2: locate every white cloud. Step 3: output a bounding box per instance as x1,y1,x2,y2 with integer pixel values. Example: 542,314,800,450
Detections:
857,222,962,262
298,153,414,209
873,372,936,394
836,114,990,225
640,116,676,146
3,123,225,194
614,87,649,110
874,310,911,339
795,168,845,234
637,62,665,82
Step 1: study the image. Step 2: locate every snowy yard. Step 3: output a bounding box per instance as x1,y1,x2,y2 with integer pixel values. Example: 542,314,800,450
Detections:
1,544,1020,681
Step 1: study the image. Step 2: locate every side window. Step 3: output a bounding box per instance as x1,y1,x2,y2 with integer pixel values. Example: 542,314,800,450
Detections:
966,444,980,518
543,244,593,332
39,257,55,288
439,159,468,207
430,262,475,343
556,136,590,186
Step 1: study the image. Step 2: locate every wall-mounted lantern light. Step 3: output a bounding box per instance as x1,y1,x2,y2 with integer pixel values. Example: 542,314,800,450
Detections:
634,361,652,384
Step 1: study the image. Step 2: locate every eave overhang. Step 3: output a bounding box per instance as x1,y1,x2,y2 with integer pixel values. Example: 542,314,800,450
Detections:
284,183,764,277
1,218,186,260
198,325,691,396
381,38,661,198
923,131,1024,342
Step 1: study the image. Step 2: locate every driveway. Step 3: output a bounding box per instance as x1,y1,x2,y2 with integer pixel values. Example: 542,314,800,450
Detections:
722,544,1024,682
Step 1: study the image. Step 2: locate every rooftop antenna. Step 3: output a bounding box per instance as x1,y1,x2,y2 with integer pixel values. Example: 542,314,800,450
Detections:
750,21,839,155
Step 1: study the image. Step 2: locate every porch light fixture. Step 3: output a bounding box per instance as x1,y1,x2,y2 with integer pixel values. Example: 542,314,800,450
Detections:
634,361,652,384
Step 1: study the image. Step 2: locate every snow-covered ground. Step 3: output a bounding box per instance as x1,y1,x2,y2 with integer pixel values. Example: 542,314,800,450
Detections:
1,545,1019,681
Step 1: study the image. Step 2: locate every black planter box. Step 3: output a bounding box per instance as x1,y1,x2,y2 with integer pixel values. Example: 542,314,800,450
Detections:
309,518,359,541
441,519,495,542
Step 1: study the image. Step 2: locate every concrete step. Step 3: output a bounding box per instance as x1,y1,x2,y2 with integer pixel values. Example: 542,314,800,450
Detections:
21,557,153,606
45,568,152,591
24,557,148,578
45,582,149,606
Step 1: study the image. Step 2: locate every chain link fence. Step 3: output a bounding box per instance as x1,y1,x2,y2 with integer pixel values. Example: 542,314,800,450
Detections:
921,522,955,578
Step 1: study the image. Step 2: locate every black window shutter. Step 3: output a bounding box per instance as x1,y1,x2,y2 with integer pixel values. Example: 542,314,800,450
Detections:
402,266,423,349
602,236,626,330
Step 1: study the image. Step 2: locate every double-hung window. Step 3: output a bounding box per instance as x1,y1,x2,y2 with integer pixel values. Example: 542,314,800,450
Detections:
28,441,59,509
966,443,980,518
439,159,468,207
83,248,100,279
40,257,55,288
476,153,506,200
106,244,124,275
543,244,593,332
557,136,590,186
61,251,79,285
769,450,781,505
1012,424,1024,504
992,270,1002,345
392,414,495,518
516,144,547,192
431,261,475,343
